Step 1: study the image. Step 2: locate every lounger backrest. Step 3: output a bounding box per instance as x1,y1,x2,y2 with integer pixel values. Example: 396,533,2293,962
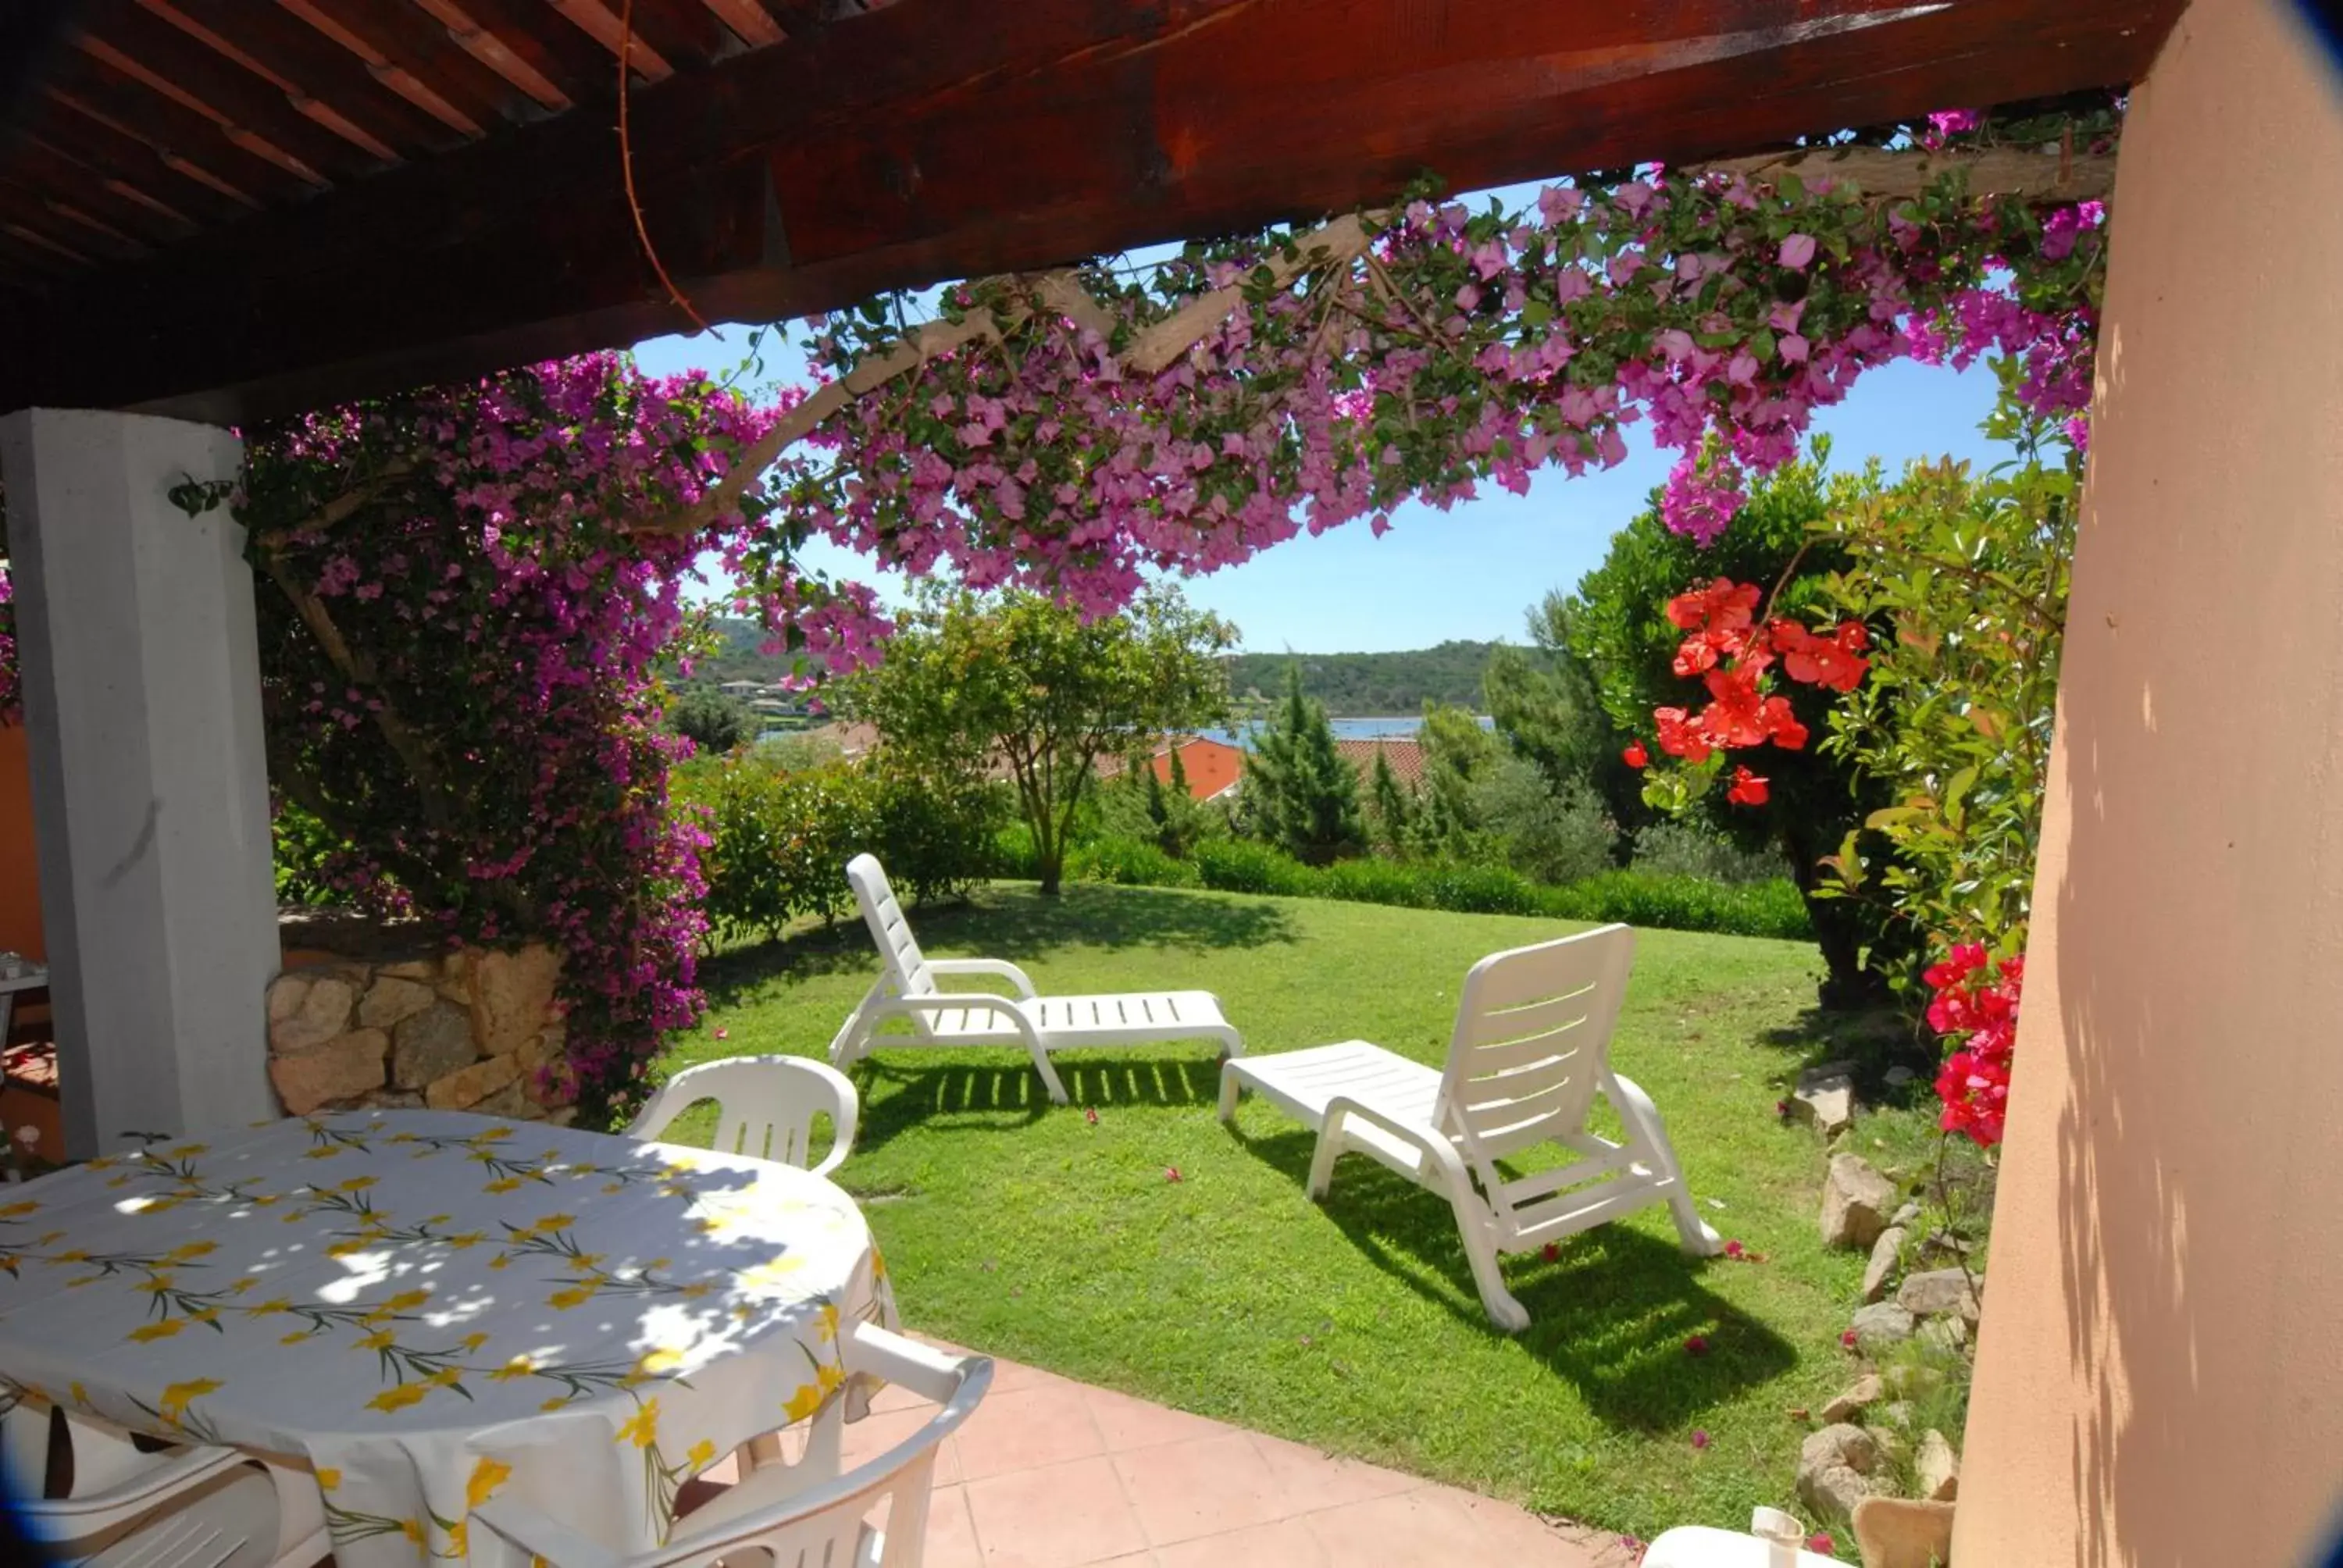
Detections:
847,854,935,998
1436,925,1635,1184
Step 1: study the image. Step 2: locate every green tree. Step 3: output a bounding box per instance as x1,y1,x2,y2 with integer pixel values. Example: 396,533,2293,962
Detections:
670,688,749,756
847,586,1233,894
1409,701,1499,861
1569,447,1906,1004
1243,663,1364,865
1368,748,1414,855
1484,593,1646,861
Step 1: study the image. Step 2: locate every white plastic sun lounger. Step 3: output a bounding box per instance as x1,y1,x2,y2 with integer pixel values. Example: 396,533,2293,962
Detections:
830,854,1244,1104
1218,924,1721,1331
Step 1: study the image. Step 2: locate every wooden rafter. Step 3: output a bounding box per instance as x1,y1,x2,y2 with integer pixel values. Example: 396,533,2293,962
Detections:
0,0,2183,419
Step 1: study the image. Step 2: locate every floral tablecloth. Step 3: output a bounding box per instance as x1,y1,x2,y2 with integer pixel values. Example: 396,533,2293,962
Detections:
0,1110,894,1565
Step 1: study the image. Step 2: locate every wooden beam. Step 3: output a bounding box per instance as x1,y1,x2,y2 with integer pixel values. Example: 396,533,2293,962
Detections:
0,0,2182,420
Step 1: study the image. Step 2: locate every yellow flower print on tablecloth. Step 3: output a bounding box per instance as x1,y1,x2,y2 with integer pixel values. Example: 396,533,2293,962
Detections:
367,1382,430,1414
156,1378,220,1425
616,1398,661,1449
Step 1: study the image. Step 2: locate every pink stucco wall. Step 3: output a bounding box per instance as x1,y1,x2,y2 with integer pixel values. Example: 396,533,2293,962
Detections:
1956,2,2343,1560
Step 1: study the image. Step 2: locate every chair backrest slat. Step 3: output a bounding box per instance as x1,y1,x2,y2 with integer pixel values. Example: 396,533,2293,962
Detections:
1437,925,1635,1204
847,855,934,998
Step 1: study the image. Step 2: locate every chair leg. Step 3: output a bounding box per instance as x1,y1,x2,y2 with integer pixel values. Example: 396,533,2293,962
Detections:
1216,1062,1243,1123
1029,1046,1069,1106
1446,1192,1531,1334
1609,1073,1724,1257
1304,1117,1346,1200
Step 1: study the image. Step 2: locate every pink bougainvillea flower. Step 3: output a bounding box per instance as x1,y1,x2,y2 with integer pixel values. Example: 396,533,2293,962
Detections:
1807,1534,1835,1556
1689,1429,1711,1449
1164,1167,1182,1183
1778,233,1818,269
1723,1239,1746,1260
712,1027,729,1041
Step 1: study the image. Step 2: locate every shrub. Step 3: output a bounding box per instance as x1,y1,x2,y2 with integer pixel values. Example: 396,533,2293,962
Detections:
1193,837,1318,896
1630,821,1790,885
1314,857,1431,909
1072,836,1201,889
1415,861,1544,917
676,754,999,941
1541,871,1811,940
1471,759,1616,885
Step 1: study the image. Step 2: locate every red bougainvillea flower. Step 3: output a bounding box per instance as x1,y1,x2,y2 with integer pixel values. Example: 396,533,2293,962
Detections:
1542,1241,1561,1262
1690,1429,1711,1450
1726,765,1771,806
1164,1166,1182,1182
1925,938,2024,1148
1684,1335,1712,1356
1723,1239,1746,1260
1622,739,1649,769
1806,1534,1835,1556
1653,706,1712,764
1841,1329,1860,1349
712,1027,729,1042
1772,618,1872,692
1666,578,1762,634
1084,1107,1098,1124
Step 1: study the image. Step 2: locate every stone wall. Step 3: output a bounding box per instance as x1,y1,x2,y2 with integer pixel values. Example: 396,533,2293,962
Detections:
266,911,572,1121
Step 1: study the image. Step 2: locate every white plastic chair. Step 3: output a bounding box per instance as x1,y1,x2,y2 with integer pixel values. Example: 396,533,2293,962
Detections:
1643,1507,1844,1566
1218,925,1721,1331
0,1396,326,1568
627,1054,861,1177
830,853,1243,1104
471,1321,990,1568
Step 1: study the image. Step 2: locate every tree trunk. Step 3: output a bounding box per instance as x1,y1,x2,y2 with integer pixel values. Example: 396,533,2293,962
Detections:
1780,818,1890,1010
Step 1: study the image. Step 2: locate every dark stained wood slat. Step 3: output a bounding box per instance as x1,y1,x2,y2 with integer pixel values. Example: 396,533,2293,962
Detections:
0,177,151,261
20,91,255,224
0,182,137,265
700,0,787,49
0,0,2184,419
0,230,80,284
284,0,544,131
44,48,328,201
147,0,476,157
621,0,745,65
430,0,630,105
543,0,674,81
1,135,204,244
73,0,385,181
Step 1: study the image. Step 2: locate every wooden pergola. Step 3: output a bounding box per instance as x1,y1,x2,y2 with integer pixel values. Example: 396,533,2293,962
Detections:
2,0,2178,421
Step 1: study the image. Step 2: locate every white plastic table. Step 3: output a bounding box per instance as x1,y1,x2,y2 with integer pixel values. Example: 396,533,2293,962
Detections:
0,1109,895,1566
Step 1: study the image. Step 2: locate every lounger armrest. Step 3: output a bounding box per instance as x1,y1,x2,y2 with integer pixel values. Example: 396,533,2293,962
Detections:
1599,1071,1659,1121
924,958,1038,998
1321,1095,1475,1188
871,993,1043,1045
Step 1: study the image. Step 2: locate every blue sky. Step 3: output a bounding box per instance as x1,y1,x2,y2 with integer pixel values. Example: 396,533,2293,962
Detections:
629,206,2008,655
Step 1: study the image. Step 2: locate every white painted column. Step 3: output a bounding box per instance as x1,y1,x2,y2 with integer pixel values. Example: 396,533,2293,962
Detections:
0,409,279,1157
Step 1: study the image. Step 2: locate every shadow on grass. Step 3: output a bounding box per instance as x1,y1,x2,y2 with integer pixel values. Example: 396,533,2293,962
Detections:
1758,1003,1935,1106
1228,1123,1796,1431
697,883,1300,1011
849,1053,1223,1153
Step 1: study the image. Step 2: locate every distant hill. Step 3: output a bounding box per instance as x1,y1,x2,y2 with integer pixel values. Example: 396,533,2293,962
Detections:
1225,640,1504,716
675,617,1504,718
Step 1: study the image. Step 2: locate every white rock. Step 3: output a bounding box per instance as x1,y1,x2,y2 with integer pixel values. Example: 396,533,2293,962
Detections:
1916,1429,1960,1502
1793,1060,1858,1136
1796,1424,1880,1519
1849,1302,1917,1352
1820,1153,1899,1249
1820,1374,1883,1424
1898,1268,1982,1324
1862,1226,1906,1303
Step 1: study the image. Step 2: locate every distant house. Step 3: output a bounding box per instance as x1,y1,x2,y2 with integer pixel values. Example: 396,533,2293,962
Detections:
717,679,764,698
1097,736,1244,802
1335,736,1425,791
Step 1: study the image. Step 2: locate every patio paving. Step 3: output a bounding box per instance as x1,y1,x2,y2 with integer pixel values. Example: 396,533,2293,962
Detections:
710,1338,1642,1567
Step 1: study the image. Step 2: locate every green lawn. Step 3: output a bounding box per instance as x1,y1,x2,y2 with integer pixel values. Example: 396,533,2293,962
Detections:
658,882,1935,1544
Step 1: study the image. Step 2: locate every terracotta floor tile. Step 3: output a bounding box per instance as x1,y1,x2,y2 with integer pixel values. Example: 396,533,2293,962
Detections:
1112,1431,1293,1546
1443,1488,1621,1564
1084,1385,1236,1453
1152,1517,1329,1568
964,1455,1151,1568
843,1404,963,1487
956,1382,1109,1481
1299,1486,1488,1563
870,1376,938,1415
1246,1432,1421,1515
918,1485,988,1568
